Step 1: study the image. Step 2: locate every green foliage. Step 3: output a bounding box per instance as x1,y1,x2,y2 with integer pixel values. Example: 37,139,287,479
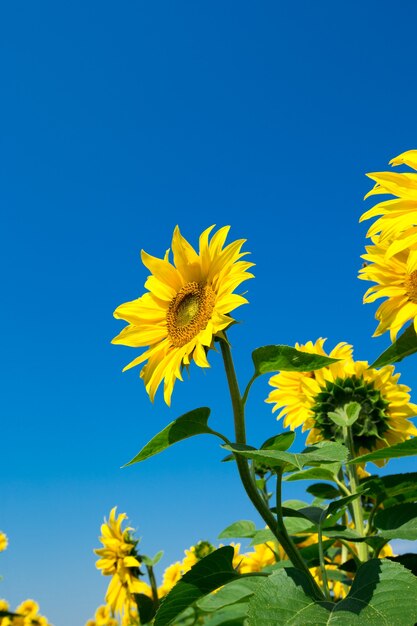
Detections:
360,472,417,506
252,344,340,375
371,323,417,368
306,483,341,499
124,408,226,466
260,431,295,451
154,547,241,626
218,521,256,539
223,441,348,471
134,593,156,624
196,577,262,612
247,560,417,625
349,437,417,464
374,503,417,540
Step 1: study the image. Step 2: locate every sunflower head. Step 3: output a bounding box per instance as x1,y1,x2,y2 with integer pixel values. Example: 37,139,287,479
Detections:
112,225,254,405
266,339,417,463
359,150,417,339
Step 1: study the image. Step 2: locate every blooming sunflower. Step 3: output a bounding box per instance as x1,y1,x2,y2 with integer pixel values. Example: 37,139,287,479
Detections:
95,508,145,615
112,225,254,405
266,339,417,463
359,235,417,340
360,150,417,258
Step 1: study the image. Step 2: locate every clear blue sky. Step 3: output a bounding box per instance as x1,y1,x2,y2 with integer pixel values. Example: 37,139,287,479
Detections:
1,2,417,624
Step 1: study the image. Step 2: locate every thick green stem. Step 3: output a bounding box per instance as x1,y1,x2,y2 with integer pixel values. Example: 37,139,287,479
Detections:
219,337,325,599
342,427,368,562
146,564,159,611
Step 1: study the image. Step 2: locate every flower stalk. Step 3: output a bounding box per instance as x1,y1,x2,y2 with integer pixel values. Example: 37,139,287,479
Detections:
219,336,326,599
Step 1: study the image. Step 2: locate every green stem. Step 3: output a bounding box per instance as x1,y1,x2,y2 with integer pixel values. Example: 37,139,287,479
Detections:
318,526,331,601
219,336,325,599
342,427,368,562
146,564,159,611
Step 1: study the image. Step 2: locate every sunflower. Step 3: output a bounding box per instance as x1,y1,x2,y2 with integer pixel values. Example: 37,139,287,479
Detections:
95,508,145,614
360,150,417,258
112,225,254,405
0,532,7,552
266,339,417,463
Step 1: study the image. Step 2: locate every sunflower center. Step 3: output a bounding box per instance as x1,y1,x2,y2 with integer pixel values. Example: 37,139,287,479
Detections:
405,270,417,303
167,282,215,347
311,375,390,450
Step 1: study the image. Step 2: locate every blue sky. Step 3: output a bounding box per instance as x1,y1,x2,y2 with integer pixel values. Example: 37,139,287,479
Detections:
1,1,417,624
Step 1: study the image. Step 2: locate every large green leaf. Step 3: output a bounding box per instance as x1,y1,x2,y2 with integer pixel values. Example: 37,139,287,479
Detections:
218,521,256,539
348,438,417,465
124,408,224,466
374,503,417,540
196,577,262,612
360,472,417,506
371,323,417,368
200,604,248,626
223,441,347,471
252,345,340,375
247,560,417,625
154,547,240,626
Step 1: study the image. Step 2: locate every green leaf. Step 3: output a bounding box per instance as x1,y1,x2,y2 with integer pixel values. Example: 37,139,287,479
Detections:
252,345,340,376
345,402,362,426
196,577,263,612
361,472,417,506
374,503,417,540
200,604,249,626
124,408,222,466
154,547,240,626
306,483,341,499
371,323,417,368
388,553,417,576
134,593,156,624
141,550,164,567
349,437,417,465
247,560,417,625
218,520,256,539
248,529,277,547
223,441,348,471
260,431,295,451
284,467,338,482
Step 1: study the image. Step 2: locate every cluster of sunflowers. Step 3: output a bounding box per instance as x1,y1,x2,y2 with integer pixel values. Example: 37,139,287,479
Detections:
0,532,52,626
94,150,417,625
88,508,396,625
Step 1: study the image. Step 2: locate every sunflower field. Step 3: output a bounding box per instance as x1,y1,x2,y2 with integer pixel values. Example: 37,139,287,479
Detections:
3,152,417,625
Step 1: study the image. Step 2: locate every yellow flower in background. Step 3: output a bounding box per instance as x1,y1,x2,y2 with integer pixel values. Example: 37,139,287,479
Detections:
94,508,144,615
239,542,277,573
360,150,417,258
112,225,254,404
359,236,417,340
0,532,8,552
158,562,183,597
266,339,417,463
